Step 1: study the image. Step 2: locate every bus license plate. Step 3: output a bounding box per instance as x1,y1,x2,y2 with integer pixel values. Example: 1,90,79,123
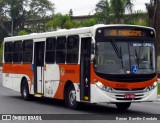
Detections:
124,94,135,99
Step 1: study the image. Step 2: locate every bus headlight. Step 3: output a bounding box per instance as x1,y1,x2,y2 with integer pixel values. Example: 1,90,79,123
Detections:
145,82,157,92
95,80,106,91
94,79,113,92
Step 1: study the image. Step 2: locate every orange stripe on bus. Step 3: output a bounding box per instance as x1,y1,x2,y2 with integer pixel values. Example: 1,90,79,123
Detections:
90,64,157,89
53,64,80,99
2,64,33,91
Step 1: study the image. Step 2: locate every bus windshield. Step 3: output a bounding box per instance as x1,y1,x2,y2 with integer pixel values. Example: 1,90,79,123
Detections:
94,39,155,74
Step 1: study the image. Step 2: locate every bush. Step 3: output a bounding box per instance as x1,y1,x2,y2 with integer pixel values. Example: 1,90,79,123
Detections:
18,30,28,35
158,83,160,94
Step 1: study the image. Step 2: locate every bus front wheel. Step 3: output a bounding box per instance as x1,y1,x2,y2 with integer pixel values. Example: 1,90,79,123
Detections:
65,85,78,109
116,102,131,110
21,79,31,101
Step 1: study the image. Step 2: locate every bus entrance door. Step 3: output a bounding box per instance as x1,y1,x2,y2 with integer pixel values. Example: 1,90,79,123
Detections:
34,41,45,95
80,37,91,101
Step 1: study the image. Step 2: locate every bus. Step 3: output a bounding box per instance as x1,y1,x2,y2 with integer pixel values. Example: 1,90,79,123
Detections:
2,24,158,110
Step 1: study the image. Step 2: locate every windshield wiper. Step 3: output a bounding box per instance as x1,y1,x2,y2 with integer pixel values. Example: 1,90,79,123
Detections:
111,40,122,58
134,48,140,68
111,40,124,68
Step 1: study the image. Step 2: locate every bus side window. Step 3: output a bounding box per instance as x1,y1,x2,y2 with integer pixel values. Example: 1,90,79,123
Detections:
4,42,13,63
46,37,56,64
23,40,33,63
56,36,66,64
66,35,79,64
13,41,22,63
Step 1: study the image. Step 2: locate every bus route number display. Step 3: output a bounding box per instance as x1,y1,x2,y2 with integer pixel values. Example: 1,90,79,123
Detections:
105,29,142,37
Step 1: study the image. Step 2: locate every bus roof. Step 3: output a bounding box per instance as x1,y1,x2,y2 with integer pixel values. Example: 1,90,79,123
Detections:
3,24,155,42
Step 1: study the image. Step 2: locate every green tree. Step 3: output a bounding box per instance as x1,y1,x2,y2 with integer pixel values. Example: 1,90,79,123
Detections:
146,0,160,46
45,13,65,30
29,0,54,18
125,0,134,14
124,11,147,26
81,18,97,27
95,0,111,24
146,0,160,72
95,0,134,24
110,0,125,23
45,13,81,30
146,0,160,27
18,29,28,35
0,0,54,35
69,9,73,16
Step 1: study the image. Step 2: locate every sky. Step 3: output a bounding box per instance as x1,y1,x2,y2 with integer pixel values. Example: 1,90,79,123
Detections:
49,0,150,16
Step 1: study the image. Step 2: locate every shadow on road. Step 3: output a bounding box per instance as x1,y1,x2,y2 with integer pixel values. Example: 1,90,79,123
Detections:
9,95,152,115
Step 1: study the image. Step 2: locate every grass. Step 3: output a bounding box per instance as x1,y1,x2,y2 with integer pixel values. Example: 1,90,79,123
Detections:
158,83,160,94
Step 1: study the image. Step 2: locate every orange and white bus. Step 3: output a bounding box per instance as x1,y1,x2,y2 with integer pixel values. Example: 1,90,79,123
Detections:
2,24,158,110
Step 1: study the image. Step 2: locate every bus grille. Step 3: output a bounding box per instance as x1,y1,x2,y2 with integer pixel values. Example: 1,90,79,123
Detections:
113,88,146,91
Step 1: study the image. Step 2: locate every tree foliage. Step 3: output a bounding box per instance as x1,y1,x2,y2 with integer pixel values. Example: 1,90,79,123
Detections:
95,0,111,24
110,0,125,23
95,0,134,24
0,0,54,35
81,18,97,27
146,0,160,46
69,9,73,16
125,0,134,14
125,11,147,26
145,0,160,27
45,13,83,30
145,0,160,72
18,29,28,35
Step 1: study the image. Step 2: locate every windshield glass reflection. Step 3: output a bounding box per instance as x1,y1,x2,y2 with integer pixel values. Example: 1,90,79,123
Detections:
94,40,155,74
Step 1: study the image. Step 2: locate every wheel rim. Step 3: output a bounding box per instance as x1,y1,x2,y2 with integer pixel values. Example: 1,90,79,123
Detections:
69,90,76,106
23,86,27,98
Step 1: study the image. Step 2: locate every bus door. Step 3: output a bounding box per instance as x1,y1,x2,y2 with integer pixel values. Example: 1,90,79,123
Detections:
80,37,91,101
34,41,45,94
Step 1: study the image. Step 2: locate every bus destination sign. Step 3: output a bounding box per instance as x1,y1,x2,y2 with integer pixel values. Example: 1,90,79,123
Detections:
96,27,155,38
109,30,141,36
105,29,142,37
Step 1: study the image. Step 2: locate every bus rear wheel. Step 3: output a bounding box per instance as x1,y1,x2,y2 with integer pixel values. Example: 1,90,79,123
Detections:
65,85,78,109
116,102,131,110
21,79,31,101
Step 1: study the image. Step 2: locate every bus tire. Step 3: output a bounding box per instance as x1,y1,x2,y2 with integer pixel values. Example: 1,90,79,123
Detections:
21,79,31,101
116,102,131,110
65,84,78,109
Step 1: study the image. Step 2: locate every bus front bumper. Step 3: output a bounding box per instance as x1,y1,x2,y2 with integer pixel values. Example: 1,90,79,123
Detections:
90,84,158,103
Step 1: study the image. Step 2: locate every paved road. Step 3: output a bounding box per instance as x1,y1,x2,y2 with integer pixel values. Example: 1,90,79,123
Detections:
0,72,160,122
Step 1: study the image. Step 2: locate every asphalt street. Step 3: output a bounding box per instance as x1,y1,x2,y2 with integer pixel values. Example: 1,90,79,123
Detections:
0,72,160,122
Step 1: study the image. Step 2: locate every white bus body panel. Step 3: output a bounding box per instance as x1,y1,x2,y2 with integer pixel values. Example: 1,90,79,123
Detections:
44,64,60,97
37,67,44,93
3,73,13,90
2,73,31,93
90,84,157,103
